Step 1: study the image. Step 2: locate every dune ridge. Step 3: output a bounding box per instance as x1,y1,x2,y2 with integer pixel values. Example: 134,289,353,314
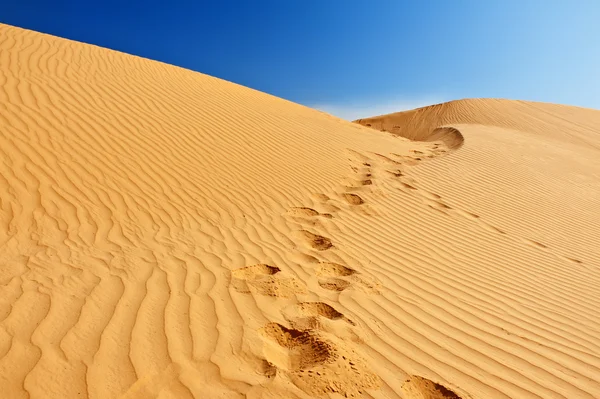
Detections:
1,22,600,399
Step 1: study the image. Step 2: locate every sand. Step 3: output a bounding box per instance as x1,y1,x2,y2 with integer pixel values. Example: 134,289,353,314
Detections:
1,23,599,399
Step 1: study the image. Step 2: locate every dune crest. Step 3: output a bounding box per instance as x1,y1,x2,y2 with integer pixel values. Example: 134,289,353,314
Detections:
1,23,600,399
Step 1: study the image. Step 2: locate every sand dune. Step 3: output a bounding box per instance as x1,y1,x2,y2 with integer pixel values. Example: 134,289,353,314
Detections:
1,23,600,399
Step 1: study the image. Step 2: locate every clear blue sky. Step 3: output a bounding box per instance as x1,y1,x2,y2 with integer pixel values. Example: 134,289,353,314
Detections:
3,1,599,119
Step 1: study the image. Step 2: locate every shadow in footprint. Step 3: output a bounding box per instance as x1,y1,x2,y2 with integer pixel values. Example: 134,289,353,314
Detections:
231,264,280,279
287,207,320,217
319,278,351,292
230,264,306,298
295,230,333,251
259,322,380,397
316,262,357,277
286,207,333,225
402,375,464,399
342,193,365,205
284,302,357,337
261,323,333,370
385,169,404,178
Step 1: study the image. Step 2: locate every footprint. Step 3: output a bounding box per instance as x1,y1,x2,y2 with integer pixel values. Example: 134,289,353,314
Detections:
318,203,342,214
342,193,365,205
260,323,333,371
284,302,356,331
286,207,333,224
350,274,382,293
402,375,464,398
256,359,277,378
357,178,373,186
289,251,320,265
312,193,331,203
385,169,404,178
317,264,381,293
341,178,373,189
372,153,402,165
230,264,306,298
231,264,281,279
259,323,380,397
316,262,357,277
295,230,333,251
319,278,351,292
296,302,348,321
286,207,320,217
344,149,370,164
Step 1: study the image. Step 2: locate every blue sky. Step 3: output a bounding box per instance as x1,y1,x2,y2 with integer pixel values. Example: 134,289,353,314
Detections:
3,1,599,119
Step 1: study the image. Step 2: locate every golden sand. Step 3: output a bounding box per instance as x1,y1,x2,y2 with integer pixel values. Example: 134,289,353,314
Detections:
1,23,599,398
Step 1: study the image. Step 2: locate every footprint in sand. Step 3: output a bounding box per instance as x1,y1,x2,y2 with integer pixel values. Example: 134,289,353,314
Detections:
316,262,357,277
282,301,365,346
318,278,352,292
230,264,306,298
315,262,381,294
342,193,365,205
285,207,333,226
294,230,334,251
312,193,330,202
341,177,373,189
385,169,404,178
402,375,465,399
372,153,403,166
284,301,356,330
259,322,380,397
310,194,341,213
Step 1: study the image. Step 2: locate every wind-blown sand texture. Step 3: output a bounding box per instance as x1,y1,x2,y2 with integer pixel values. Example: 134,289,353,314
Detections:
1,23,599,399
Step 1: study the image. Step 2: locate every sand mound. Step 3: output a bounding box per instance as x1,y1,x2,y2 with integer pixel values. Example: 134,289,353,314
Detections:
355,98,600,148
1,23,600,399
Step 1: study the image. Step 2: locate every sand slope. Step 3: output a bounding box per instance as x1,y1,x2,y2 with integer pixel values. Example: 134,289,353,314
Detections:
1,23,600,399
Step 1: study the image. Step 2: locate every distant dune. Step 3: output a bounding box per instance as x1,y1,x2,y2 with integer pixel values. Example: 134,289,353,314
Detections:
1,23,600,399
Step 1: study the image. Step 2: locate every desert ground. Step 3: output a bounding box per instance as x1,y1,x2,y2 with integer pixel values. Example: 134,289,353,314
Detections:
1,23,600,398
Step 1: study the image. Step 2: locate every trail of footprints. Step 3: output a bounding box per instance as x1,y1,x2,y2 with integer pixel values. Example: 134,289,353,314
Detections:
228,140,578,397
365,143,585,266
226,142,483,397
226,153,392,396
230,260,381,397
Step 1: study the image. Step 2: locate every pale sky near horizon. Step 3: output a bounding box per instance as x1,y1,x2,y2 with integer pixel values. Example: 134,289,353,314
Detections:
3,1,599,120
